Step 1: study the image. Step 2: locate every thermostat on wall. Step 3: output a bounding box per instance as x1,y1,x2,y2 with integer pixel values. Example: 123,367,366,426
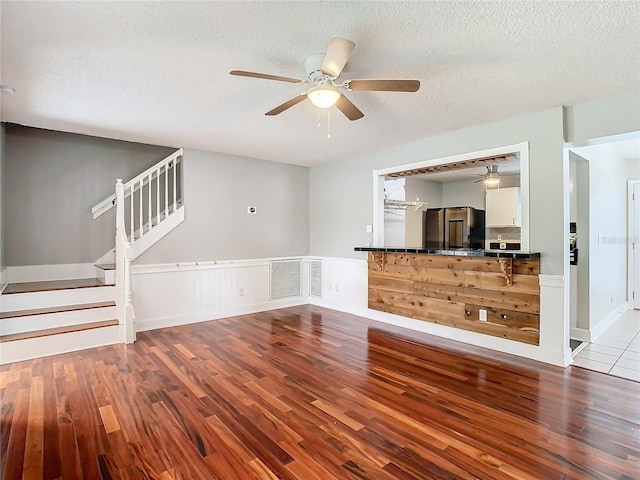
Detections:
247,206,257,214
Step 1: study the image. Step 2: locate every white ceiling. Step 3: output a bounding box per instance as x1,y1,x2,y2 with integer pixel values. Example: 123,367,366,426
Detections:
1,1,639,167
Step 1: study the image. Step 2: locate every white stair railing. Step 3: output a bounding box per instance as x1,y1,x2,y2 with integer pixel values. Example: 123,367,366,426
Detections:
94,148,185,343
93,148,183,223
115,180,135,343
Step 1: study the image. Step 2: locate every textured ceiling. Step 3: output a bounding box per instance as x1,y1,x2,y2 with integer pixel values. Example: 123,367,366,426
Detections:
1,1,639,167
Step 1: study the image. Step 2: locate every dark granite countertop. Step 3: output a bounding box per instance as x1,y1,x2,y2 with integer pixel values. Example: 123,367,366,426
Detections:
354,246,540,259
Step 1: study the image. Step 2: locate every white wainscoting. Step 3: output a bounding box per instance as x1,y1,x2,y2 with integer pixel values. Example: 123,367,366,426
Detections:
6,263,98,283
132,257,310,332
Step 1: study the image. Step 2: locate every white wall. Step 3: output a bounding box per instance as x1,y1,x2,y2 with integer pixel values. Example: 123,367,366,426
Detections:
404,177,442,247
383,178,405,246
136,148,309,264
628,157,640,179
3,125,175,266
574,144,629,330
568,153,591,335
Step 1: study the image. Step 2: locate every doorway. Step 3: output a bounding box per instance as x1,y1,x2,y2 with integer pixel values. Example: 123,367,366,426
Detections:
566,135,640,381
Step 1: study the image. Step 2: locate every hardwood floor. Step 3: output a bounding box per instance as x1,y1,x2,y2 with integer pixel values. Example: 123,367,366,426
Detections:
1,305,639,479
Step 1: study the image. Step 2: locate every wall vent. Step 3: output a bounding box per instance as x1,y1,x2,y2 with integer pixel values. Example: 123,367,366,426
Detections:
270,259,302,300
309,259,322,298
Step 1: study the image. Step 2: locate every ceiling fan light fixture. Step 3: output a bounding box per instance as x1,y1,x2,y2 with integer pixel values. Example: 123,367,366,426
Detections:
307,85,341,109
484,175,500,187
483,165,501,186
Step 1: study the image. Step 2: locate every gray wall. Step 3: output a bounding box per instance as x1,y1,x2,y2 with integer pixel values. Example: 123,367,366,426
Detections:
3,125,175,266
441,179,486,210
135,148,309,264
310,107,565,275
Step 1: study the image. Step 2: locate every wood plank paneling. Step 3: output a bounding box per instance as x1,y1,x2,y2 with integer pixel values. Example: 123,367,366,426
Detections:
1,305,639,479
368,253,540,344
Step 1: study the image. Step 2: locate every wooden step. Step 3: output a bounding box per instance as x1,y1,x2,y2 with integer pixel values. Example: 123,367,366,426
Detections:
95,264,116,285
0,319,118,343
0,301,116,319
95,263,116,271
2,277,112,295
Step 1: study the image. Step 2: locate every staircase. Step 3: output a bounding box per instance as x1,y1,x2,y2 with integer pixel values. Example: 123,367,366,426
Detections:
0,268,118,364
0,149,185,365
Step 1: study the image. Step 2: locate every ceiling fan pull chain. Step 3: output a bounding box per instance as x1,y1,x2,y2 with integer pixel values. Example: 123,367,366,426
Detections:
327,109,331,139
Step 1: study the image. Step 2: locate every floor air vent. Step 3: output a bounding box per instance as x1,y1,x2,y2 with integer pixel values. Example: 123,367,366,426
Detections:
270,259,302,300
310,259,322,298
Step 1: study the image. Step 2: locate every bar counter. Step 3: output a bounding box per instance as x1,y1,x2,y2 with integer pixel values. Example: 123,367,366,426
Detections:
355,248,541,345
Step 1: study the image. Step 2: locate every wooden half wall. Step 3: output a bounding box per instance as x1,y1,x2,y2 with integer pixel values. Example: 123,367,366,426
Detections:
367,253,541,345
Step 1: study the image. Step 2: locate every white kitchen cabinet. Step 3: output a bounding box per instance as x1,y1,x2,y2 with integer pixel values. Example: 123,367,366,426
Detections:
486,187,521,227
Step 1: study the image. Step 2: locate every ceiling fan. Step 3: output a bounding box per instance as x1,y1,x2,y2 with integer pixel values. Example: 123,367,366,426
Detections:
230,36,420,121
474,165,519,186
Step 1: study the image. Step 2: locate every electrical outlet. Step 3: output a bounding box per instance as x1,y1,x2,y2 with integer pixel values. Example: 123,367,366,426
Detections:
479,309,487,321
611,293,616,304
365,224,373,233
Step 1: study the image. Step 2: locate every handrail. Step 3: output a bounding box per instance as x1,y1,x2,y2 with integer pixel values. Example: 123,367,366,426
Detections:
115,179,135,343
92,148,183,218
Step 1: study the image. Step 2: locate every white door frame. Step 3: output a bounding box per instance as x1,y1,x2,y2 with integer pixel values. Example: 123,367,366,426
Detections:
629,180,640,309
372,142,530,250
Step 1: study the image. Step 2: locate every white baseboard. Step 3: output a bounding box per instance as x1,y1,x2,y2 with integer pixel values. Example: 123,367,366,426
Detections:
570,328,590,342
6,263,97,283
136,297,307,332
590,302,629,342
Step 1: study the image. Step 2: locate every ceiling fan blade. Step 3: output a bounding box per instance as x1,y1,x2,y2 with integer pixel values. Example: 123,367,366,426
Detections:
321,37,355,78
335,94,364,121
346,79,420,92
230,70,303,84
265,94,307,116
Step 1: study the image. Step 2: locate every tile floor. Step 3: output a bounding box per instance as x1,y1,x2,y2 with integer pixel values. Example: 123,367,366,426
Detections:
572,308,640,382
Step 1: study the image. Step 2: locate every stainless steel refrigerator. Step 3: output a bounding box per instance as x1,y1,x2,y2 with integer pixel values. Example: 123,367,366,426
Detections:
423,207,485,250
